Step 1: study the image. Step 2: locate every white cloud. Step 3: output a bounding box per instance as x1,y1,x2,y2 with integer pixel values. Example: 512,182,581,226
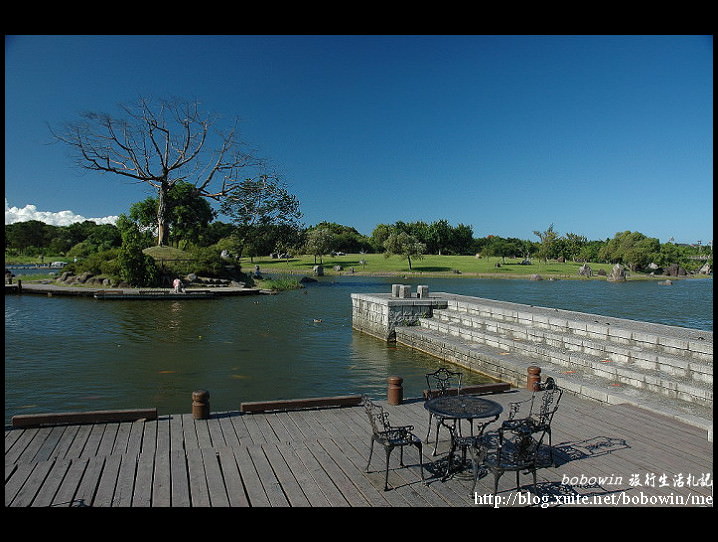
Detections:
5,200,118,226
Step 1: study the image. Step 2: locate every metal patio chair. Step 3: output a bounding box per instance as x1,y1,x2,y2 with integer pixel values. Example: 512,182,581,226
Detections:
501,377,563,466
480,415,551,495
362,395,424,491
425,367,463,455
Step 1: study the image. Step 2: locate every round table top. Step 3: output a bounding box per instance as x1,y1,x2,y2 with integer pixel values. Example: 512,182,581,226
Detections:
424,395,503,419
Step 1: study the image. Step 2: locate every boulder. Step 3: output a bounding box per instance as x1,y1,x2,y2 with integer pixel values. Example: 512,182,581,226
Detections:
664,263,688,277
578,263,593,277
607,264,627,282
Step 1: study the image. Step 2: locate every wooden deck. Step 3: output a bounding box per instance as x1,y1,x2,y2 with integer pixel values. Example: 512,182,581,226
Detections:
5,390,713,507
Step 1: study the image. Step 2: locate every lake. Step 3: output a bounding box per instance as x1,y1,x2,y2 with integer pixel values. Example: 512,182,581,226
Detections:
4,275,712,424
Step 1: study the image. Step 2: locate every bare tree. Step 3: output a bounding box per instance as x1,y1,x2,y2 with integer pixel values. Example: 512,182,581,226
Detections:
51,97,264,245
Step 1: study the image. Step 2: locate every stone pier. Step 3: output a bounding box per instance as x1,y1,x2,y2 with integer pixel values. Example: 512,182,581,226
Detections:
350,284,447,341
351,286,713,440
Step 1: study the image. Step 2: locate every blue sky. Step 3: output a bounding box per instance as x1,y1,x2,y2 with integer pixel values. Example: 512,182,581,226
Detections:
5,35,713,244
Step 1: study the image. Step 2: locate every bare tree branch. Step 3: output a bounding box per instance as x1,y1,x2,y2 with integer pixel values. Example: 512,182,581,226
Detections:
50,97,266,245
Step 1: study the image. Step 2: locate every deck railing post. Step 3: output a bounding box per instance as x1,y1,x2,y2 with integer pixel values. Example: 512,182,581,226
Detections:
527,366,541,391
387,376,404,405
192,389,210,419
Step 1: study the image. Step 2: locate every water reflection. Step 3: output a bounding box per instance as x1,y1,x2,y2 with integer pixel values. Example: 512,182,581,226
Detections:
4,275,712,423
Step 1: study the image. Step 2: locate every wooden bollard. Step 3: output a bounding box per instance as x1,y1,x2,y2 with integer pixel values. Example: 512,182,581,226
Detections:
387,376,403,405
192,389,210,419
527,366,541,391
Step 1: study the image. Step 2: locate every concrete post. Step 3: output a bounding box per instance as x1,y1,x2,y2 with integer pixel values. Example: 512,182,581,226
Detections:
417,285,429,298
527,366,541,391
192,389,210,419
398,285,411,298
387,376,404,405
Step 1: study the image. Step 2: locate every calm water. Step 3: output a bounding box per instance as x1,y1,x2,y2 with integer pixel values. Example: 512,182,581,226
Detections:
4,275,712,424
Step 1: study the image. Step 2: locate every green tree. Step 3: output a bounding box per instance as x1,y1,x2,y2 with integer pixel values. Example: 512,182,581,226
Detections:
304,227,334,264
383,231,426,270
219,175,302,259
533,224,560,262
599,231,660,271
370,224,393,253
115,216,158,286
129,181,215,248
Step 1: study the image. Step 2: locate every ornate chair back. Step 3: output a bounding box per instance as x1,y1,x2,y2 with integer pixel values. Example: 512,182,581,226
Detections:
425,367,463,398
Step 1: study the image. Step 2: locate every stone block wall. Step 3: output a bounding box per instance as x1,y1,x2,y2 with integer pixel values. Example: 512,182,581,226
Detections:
350,285,447,341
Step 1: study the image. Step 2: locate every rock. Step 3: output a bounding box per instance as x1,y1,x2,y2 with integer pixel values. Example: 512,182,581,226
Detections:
658,280,673,285
313,265,324,276
578,263,593,277
530,274,543,281
607,264,627,282
698,262,712,275
664,263,687,277
76,271,94,283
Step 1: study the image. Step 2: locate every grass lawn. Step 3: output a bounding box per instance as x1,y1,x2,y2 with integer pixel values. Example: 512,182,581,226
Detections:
246,253,632,280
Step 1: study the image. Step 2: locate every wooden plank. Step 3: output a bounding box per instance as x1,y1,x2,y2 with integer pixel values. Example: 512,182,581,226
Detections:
113,454,137,507
49,457,88,506
169,450,191,507
186,448,211,507
133,451,156,507
141,420,157,456
261,443,311,506
240,395,363,413
181,413,200,449
95,423,120,457
273,443,332,507
72,454,105,506
32,458,72,507
245,445,289,506
11,408,158,428
93,454,121,506
79,424,108,459
111,422,132,455
149,451,171,506
292,441,348,506
231,446,271,506
217,414,243,448
5,460,36,506
215,446,250,507
169,414,185,453
64,424,92,459
314,436,391,507
305,439,370,506
201,448,230,507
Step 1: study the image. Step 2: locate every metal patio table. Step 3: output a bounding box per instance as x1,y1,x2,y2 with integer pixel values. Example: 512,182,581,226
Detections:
424,395,503,479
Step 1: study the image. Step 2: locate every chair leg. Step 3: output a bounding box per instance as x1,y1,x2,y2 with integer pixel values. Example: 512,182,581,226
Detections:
433,420,442,455
416,442,425,482
493,470,502,495
547,429,555,466
366,438,375,471
384,446,393,491
426,413,433,443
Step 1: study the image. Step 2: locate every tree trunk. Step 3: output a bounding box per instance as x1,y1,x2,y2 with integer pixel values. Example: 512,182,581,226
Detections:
156,183,169,246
